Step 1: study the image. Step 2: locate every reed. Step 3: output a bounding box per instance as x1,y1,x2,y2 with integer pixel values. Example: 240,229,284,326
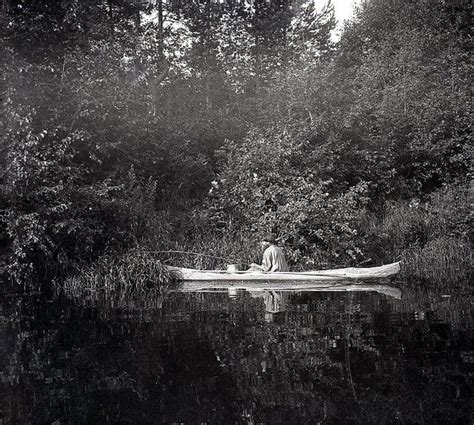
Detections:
63,250,182,308
401,237,472,286
361,184,472,285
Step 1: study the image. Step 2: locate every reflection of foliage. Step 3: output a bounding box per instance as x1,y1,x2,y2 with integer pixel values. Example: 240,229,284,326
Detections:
183,290,473,424
1,289,472,424
1,292,244,424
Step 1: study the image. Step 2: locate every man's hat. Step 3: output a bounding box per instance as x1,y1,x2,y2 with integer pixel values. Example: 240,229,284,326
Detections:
262,233,276,243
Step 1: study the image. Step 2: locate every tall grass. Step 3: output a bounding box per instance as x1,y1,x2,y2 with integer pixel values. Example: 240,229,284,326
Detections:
360,202,429,263
362,184,472,286
63,250,182,309
401,237,472,286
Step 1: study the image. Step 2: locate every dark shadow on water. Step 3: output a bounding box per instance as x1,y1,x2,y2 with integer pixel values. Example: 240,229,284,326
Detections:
0,282,472,424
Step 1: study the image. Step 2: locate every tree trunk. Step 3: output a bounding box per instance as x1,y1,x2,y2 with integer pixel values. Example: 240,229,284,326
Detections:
158,0,164,58
108,0,115,38
150,0,169,115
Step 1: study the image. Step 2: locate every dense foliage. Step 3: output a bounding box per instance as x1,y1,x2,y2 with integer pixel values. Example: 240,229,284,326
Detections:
0,0,471,287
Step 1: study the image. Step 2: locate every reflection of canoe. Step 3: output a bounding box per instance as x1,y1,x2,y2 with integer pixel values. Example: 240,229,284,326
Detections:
170,262,400,282
177,284,402,300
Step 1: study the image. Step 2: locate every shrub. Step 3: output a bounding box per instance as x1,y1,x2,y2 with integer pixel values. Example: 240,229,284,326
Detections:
4,125,163,286
203,126,371,268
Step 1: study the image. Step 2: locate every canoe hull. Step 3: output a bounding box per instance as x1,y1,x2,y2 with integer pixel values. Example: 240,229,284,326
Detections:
170,262,401,282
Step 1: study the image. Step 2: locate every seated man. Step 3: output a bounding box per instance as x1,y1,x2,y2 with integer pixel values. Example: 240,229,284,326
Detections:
249,233,289,272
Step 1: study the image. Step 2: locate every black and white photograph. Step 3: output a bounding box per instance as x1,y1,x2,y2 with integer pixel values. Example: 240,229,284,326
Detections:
0,0,472,423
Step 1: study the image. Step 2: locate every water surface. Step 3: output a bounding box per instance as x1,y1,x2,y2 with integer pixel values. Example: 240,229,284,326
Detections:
0,284,472,424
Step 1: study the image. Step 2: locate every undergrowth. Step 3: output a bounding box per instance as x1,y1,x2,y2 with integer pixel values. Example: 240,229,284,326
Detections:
63,250,182,308
401,237,472,286
362,184,472,286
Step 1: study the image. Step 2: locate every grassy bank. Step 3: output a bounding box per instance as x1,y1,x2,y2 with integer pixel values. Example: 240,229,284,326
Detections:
156,184,472,286
8,182,473,294
361,184,472,286
401,237,472,286
63,250,182,308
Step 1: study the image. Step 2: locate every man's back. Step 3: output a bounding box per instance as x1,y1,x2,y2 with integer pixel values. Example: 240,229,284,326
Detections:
262,245,289,272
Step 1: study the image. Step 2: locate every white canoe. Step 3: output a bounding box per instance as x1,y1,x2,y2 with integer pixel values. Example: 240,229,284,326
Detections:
169,262,401,283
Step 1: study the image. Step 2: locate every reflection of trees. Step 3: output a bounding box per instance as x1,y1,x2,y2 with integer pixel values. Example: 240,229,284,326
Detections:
1,289,472,424
0,292,244,424
192,292,363,422
174,290,473,424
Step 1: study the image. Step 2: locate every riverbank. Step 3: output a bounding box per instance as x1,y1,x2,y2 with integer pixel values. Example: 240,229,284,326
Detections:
1,182,472,292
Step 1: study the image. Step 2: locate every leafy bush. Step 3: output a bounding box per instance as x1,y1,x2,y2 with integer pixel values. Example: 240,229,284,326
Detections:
203,126,371,268
4,124,163,285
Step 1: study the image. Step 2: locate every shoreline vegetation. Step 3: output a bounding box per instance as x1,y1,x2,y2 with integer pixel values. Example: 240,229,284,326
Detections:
0,0,472,293
63,250,182,309
35,181,474,294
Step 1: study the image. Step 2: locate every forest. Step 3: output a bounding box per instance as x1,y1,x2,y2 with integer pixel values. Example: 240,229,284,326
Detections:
0,0,472,290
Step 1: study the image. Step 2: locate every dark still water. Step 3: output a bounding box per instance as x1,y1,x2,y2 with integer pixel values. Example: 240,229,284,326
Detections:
1,284,473,424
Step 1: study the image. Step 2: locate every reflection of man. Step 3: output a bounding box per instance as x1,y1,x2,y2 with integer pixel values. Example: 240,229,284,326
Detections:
263,291,286,313
263,290,287,323
249,290,288,323
249,233,289,272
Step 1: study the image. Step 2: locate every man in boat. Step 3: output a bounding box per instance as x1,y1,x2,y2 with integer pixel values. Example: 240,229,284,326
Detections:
249,233,289,272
